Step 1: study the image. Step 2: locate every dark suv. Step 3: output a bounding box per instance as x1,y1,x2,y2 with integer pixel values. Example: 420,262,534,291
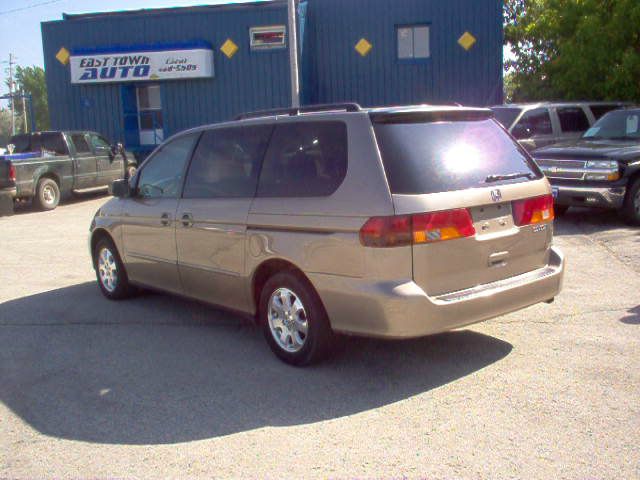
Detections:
532,108,640,223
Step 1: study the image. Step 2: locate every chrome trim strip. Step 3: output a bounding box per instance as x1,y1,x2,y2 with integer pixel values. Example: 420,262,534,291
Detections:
434,265,559,303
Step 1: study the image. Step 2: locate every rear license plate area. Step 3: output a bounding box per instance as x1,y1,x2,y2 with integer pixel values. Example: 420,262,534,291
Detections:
469,203,514,236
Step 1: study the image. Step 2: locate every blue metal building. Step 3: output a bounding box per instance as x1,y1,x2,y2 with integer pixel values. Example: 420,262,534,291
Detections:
41,0,503,157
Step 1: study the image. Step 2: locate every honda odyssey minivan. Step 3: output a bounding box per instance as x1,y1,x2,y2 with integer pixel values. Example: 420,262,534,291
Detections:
90,103,565,365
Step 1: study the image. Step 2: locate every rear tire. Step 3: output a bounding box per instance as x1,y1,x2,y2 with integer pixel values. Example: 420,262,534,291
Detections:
259,271,333,366
93,237,135,300
34,177,60,211
622,177,640,226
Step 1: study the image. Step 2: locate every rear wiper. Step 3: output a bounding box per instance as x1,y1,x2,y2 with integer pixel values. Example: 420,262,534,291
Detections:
485,172,534,183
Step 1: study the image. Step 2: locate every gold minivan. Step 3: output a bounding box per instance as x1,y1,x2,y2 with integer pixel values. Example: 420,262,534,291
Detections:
90,104,565,365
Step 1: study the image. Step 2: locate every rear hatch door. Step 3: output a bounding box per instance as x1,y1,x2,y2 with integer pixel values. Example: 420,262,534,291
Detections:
372,110,553,296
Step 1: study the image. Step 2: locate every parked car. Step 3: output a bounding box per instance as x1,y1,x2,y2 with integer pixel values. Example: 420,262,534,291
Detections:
0,130,137,210
89,103,565,365
490,102,631,152
532,107,640,224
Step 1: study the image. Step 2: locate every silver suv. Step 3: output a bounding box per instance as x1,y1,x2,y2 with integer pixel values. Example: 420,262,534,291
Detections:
491,102,631,152
90,103,565,365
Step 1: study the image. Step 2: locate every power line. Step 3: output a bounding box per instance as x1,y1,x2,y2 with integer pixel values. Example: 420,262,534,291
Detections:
0,0,64,16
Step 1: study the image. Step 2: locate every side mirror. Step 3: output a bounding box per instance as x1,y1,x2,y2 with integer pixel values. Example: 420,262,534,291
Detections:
110,178,131,198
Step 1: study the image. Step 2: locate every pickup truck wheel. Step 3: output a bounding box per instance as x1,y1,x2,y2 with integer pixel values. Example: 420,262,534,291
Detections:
622,178,640,226
34,178,60,211
93,238,135,300
259,272,333,366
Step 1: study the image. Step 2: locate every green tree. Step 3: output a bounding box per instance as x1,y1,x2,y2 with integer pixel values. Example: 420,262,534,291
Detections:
504,0,640,102
0,108,13,146
5,65,49,132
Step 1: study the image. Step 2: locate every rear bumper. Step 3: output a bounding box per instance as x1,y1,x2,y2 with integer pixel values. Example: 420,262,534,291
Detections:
552,184,626,209
0,186,17,198
311,246,565,339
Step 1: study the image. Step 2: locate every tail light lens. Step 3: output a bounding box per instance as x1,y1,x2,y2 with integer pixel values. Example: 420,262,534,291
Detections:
360,208,476,248
8,164,16,183
512,195,554,226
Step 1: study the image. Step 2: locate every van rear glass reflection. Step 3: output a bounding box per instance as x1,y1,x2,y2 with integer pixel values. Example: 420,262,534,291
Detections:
372,117,541,195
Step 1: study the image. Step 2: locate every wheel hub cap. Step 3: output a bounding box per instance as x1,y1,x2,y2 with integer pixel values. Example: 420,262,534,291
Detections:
98,247,118,293
43,185,55,204
267,287,309,353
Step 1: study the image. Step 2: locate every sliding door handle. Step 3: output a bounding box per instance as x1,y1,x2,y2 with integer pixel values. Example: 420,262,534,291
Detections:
181,213,194,228
160,212,171,226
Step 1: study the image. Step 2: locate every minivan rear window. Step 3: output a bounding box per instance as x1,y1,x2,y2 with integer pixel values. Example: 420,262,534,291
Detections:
373,117,542,195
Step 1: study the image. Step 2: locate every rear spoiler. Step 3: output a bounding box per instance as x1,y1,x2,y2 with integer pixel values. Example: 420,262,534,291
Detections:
370,109,494,124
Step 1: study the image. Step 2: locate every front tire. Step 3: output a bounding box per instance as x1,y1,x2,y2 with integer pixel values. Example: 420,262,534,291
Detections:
93,238,135,300
259,272,333,366
34,177,60,211
622,177,640,226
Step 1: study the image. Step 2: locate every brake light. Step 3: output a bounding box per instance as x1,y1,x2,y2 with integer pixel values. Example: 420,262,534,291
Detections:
359,214,412,247
8,163,16,183
360,208,476,247
512,195,554,226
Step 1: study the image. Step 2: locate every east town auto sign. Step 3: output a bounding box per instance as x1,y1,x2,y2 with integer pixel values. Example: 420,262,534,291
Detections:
69,46,214,84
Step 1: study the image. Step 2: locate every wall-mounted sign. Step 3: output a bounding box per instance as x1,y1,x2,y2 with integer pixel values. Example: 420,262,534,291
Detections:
250,25,286,50
70,45,214,84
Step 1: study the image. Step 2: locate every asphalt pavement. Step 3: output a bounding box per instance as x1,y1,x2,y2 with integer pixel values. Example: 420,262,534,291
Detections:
1,194,639,479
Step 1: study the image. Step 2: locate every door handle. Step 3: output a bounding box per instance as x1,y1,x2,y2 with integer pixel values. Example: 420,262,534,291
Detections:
160,212,171,226
181,213,194,228
488,251,509,267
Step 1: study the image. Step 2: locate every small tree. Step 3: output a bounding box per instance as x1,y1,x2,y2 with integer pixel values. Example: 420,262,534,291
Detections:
5,65,50,132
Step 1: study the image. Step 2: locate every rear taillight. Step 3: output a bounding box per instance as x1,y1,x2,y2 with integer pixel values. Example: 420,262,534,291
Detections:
8,164,16,183
512,195,554,226
360,208,476,248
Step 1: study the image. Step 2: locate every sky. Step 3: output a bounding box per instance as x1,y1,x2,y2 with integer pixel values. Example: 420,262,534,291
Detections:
0,0,262,97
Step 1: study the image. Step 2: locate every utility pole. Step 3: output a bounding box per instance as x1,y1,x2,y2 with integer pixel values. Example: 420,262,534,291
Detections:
21,91,28,133
5,53,16,135
287,0,300,108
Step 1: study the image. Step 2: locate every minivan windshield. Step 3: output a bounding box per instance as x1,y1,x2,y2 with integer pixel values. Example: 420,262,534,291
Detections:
373,116,542,195
582,110,640,141
490,107,522,129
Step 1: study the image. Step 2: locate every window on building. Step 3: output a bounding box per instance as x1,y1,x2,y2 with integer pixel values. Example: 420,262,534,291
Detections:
397,25,430,60
71,134,91,154
137,84,164,145
137,133,198,199
557,107,590,133
183,125,273,198
511,108,553,139
257,121,348,198
250,25,286,50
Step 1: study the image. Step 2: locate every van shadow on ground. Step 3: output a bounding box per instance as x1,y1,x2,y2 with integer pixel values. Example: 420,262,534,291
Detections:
0,282,512,445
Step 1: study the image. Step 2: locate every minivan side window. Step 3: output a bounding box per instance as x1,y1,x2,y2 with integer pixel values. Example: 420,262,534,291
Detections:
557,107,590,132
183,125,273,199
589,104,620,120
137,134,198,199
511,108,552,139
257,121,348,198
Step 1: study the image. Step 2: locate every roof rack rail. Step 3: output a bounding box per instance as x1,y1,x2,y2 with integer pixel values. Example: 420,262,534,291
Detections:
235,102,362,120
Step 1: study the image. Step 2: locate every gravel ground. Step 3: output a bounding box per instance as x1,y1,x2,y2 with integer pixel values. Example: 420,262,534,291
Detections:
1,194,639,479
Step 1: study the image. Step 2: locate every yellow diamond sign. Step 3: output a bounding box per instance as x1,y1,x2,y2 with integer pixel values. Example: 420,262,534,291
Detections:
355,38,372,57
56,47,70,65
221,39,239,59
458,32,477,51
